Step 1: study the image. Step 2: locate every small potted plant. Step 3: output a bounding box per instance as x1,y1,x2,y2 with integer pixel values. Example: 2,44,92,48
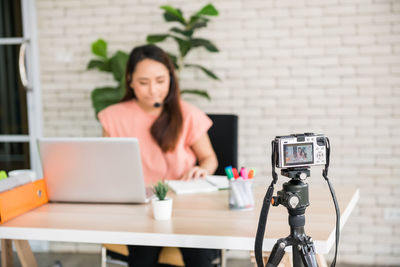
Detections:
152,181,173,220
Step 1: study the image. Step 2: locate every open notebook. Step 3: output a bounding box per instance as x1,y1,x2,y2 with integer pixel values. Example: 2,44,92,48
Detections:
167,175,228,195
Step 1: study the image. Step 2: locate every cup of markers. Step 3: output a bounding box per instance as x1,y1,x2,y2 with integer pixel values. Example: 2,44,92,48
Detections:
225,166,255,211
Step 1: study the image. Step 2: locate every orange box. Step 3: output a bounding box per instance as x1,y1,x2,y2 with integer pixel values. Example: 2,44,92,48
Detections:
0,179,48,224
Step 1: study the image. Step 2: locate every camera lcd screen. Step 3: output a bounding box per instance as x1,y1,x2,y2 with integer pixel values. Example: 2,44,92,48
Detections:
284,143,314,166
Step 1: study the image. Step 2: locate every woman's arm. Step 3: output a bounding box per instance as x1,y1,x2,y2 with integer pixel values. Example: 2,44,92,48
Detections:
180,133,218,180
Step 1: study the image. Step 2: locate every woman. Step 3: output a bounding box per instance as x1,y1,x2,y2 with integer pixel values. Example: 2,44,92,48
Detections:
98,44,218,267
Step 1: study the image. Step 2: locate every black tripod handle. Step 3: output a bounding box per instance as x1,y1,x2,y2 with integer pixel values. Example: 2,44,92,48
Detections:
266,239,286,267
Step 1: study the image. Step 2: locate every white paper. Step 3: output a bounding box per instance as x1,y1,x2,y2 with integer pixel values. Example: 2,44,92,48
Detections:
167,178,218,195
205,175,229,189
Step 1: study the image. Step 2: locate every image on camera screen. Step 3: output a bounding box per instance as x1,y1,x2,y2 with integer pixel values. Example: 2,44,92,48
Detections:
284,143,313,165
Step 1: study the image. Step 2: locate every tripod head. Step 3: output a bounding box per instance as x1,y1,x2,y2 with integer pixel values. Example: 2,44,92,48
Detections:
272,167,310,215
272,180,309,217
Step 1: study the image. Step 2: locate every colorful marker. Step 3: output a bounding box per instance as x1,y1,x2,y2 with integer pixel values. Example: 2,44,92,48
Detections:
224,166,234,180
248,169,255,179
232,168,239,179
240,167,248,180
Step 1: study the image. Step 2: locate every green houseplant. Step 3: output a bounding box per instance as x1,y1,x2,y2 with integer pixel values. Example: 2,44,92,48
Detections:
152,181,172,220
87,3,220,119
146,3,220,99
87,39,129,118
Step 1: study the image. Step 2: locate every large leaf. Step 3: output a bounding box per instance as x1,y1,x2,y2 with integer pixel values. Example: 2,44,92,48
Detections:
180,89,210,100
91,39,107,59
196,4,218,16
147,34,169,43
160,6,186,25
87,59,111,72
118,76,127,99
109,51,129,82
91,85,125,118
169,27,193,37
188,18,208,31
185,64,220,80
173,37,192,57
190,38,219,52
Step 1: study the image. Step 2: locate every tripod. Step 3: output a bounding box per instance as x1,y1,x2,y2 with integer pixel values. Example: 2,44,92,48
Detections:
265,167,318,267
255,136,339,267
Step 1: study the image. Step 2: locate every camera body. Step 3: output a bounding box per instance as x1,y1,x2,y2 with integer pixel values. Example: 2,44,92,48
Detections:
274,133,326,169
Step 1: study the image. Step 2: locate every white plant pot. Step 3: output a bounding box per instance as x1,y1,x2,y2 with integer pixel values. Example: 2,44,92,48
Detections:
152,197,173,220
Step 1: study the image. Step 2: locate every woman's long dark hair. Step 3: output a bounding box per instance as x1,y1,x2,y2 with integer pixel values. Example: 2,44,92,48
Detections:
121,44,183,152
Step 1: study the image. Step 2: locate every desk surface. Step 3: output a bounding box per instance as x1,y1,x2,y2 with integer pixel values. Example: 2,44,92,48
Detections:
0,184,359,253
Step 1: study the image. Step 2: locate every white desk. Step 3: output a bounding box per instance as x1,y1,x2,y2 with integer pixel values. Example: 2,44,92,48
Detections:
0,185,359,255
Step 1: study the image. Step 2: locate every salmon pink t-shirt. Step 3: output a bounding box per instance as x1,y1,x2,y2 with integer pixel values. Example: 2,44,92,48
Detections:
98,100,212,185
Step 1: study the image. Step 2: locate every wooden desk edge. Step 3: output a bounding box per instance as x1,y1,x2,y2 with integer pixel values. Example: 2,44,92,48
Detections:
0,188,360,253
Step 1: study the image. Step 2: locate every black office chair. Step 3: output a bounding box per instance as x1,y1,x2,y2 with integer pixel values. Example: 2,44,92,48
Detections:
207,114,238,174
102,114,239,267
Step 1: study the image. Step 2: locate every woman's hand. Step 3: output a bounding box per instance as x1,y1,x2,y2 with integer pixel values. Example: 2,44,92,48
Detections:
181,133,217,181
180,166,208,181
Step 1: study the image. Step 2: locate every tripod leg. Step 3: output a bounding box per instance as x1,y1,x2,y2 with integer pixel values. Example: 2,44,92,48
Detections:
266,239,287,267
298,238,318,267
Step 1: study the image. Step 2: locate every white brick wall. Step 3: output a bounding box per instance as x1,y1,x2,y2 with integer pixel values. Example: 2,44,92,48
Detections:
36,0,399,264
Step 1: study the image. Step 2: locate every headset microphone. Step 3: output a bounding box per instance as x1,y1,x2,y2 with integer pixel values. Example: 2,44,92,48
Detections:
153,74,173,108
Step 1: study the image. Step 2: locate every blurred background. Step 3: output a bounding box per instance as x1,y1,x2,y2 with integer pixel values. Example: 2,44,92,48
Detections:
0,0,399,265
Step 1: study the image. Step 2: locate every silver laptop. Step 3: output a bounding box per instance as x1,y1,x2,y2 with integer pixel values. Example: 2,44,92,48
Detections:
38,137,151,203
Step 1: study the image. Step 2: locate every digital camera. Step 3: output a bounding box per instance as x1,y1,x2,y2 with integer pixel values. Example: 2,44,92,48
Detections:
274,133,327,168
